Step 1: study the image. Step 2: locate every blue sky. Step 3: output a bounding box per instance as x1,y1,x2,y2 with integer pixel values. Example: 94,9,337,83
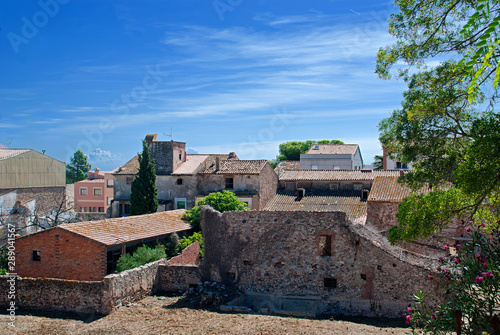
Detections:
0,0,407,170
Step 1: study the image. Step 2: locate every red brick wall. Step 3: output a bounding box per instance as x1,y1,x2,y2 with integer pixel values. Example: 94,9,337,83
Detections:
166,241,200,265
15,227,107,281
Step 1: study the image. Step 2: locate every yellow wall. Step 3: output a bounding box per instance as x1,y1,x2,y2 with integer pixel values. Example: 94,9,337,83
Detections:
0,151,66,188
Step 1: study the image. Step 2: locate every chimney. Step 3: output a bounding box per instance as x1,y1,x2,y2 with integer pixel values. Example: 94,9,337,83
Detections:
144,134,157,143
228,152,236,159
297,188,305,198
215,156,220,171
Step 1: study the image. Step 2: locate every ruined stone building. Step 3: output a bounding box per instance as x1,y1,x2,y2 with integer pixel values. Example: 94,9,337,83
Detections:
14,210,191,281
112,134,278,216
0,147,67,235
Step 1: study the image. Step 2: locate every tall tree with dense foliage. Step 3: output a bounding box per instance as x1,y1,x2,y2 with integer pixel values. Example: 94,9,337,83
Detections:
66,149,91,184
376,0,500,243
276,140,344,161
182,190,248,230
377,1,500,333
129,141,158,216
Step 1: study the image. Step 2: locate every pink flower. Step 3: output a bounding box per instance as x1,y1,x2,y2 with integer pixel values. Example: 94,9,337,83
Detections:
476,253,482,259
476,276,484,283
445,276,450,282
454,258,461,264
406,315,412,324
469,220,473,224
407,307,413,313
456,244,461,249
431,314,437,319
438,257,443,263
481,222,485,227
444,269,450,274
428,275,433,280
483,262,488,268
437,266,441,272
444,245,448,250
466,227,471,232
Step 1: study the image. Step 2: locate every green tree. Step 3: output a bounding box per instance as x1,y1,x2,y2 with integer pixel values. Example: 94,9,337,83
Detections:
179,232,204,258
182,190,248,230
129,141,158,216
376,0,500,243
276,140,344,161
373,155,383,170
66,149,91,184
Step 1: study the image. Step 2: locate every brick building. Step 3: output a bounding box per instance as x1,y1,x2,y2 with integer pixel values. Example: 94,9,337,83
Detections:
74,168,114,216
0,147,67,235
14,210,191,281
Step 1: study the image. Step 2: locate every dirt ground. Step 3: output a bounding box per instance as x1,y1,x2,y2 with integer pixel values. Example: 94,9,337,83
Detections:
0,294,411,335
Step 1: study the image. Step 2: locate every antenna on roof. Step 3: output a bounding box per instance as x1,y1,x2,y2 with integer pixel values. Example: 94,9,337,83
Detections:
42,150,46,155
163,127,173,140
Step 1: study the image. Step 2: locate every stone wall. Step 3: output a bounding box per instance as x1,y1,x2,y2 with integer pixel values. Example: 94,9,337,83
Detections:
3,240,203,314
101,258,163,313
366,201,399,231
147,141,174,175
0,276,104,314
201,208,442,317
258,163,278,209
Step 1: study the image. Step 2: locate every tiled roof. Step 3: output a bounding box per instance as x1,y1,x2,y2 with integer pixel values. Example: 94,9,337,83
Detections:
0,148,32,160
279,170,400,181
368,176,431,203
305,144,359,155
172,155,209,175
274,160,300,174
59,210,191,246
114,155,139,175
263,189,367,219
201,159,268,175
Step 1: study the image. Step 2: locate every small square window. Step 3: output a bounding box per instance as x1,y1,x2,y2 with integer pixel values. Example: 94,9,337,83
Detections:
329,184,339,190
107,179,114,188
80,188,87,195
176,178,183,185
94,188,102,196
324,277,337,289
176,201,186,209
32,250,41,262
225,177,234,189
98,207,104,212
354,184,362,191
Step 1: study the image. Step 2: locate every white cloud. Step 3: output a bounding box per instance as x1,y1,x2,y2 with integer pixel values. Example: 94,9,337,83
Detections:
88,148,125,165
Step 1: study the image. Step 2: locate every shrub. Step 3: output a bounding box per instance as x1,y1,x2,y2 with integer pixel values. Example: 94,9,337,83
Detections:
115,244,166,273
407,225,500,334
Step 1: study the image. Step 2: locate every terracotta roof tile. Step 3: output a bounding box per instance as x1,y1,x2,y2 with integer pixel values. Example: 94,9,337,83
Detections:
0,148,32,160
263,189,367,219
59,210,191,246
279,170,400,181
172,155,209,175
305,144,359,155
114,155,139,175
368,176,431,203
201,159,268,174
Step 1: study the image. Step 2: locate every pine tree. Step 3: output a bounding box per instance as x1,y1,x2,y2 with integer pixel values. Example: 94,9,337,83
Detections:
66,149,91,184
129,141,158,216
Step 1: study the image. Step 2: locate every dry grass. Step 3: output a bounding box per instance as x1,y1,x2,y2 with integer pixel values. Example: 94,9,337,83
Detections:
0,295,411,334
